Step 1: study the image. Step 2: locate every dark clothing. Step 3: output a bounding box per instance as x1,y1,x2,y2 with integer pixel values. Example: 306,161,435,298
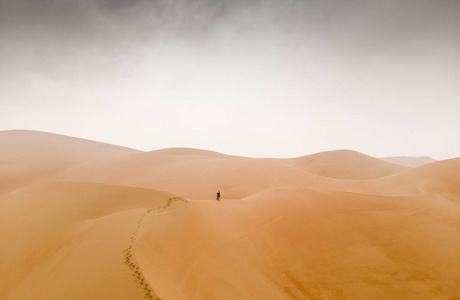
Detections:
216,191,220,201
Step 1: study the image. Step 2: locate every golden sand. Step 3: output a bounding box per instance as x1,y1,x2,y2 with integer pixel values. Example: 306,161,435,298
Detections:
1,130,459,299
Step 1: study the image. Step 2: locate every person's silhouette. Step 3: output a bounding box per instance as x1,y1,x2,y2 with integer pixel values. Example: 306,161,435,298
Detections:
216,190,220,201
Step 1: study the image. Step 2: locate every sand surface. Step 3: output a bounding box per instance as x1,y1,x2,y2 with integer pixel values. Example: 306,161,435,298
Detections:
381,156,437,168
1,130,459,299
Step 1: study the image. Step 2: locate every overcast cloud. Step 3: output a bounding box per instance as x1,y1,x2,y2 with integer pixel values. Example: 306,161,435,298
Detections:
1,0,459,159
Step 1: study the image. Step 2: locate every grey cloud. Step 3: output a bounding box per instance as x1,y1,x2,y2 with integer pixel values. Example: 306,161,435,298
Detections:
1,0,459,101
2,0,459,55
1,0,459,159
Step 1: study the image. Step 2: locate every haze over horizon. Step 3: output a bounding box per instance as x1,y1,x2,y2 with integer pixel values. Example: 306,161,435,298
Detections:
1,0,459,160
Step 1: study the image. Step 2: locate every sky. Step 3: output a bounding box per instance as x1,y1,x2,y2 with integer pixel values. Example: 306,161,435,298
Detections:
1,0,459,159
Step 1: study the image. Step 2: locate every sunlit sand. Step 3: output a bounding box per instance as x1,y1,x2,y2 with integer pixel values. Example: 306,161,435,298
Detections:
1,130,459,299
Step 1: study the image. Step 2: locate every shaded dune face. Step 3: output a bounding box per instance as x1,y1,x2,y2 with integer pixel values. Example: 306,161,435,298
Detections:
0,182,182,300
1,130,460,299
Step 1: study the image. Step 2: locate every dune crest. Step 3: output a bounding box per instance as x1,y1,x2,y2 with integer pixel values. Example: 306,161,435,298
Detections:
0,130,140,163
0,131,411,199
150,147,242,158
291,150,409,180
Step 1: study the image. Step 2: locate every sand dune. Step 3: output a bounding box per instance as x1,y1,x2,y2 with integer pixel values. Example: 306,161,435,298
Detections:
50,150,331,199
381,156,437,168
0,182,184,300
137,187,460,299
0,130,140,163
150,147,244,158
48,148,407,199
0,160,73,195
291,150,409,180
0,132,409,199
1,130,459,299
356,158,460,197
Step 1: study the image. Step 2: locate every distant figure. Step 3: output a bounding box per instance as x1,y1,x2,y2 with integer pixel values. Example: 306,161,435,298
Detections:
216,190,220,201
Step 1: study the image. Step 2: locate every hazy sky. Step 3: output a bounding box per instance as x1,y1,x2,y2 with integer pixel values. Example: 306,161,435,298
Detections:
1,0,459,159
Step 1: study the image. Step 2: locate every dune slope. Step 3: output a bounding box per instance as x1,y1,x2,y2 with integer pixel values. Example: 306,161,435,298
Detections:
135,187,460,300
0,130,140,163
291,150,409,180
381,156,437,168
0,182,186,300
40,148,409,199
0,131,410,199
2,130,459,299
352,158,460,196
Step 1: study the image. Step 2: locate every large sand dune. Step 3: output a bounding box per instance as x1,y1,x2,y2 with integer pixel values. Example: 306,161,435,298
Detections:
291,150,408,180
0,130,139,163
381,156,437,168
0,131,409,199
0,182,184,300
1,130,459,299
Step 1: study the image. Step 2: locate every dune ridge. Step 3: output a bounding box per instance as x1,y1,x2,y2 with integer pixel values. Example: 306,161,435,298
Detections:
0,130,140,163
347,158,460,197
1,130,459,299
0,131,412,199
291,150,409,180
124,196,187,300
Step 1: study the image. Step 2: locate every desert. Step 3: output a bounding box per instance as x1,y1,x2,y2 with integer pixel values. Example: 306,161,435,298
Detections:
1,130,459,300
2,0,459,299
